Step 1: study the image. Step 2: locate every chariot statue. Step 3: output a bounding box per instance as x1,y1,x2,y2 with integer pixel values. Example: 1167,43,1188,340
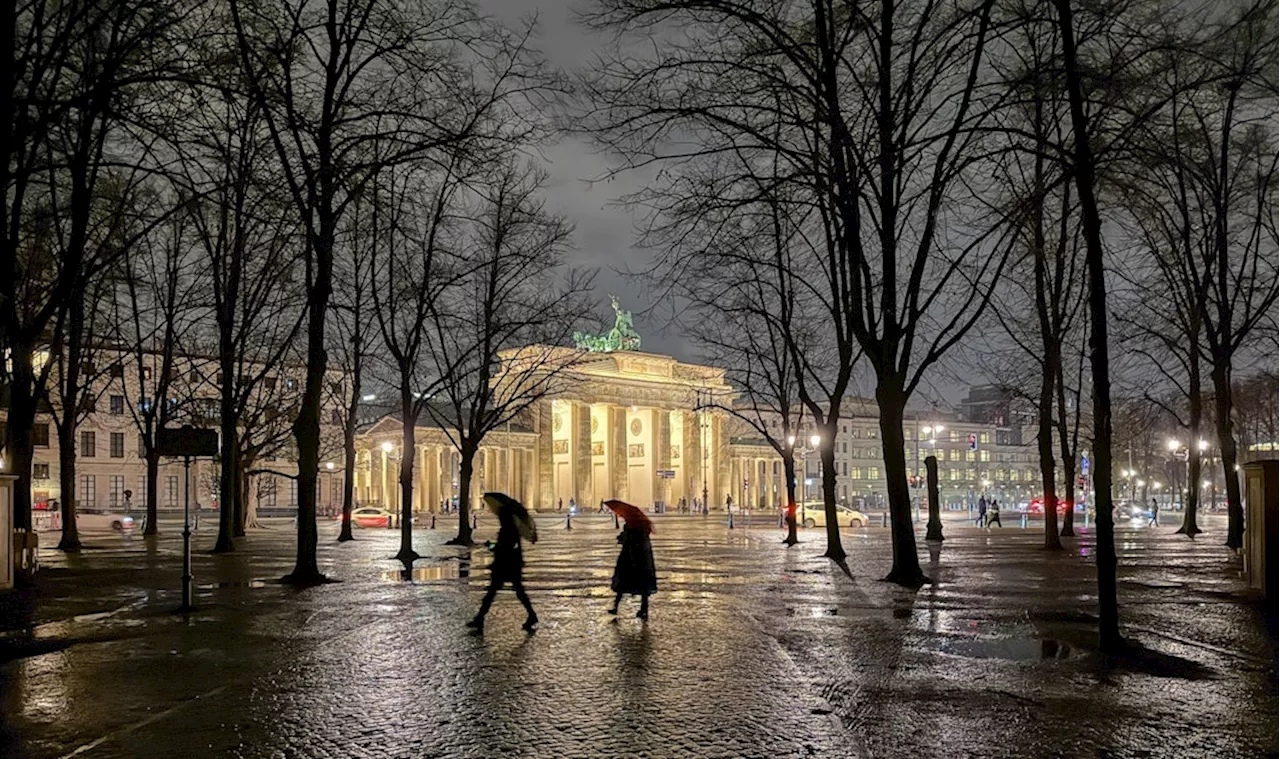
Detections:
573,295,642,353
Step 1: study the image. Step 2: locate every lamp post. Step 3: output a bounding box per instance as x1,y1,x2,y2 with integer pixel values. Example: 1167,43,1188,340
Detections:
915,422,943,520
788,433,821,525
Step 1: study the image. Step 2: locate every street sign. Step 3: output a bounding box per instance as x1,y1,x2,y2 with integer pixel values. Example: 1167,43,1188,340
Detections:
968,433,978,451
657,469,676,479
157,426,218,458
1081,455,1090,476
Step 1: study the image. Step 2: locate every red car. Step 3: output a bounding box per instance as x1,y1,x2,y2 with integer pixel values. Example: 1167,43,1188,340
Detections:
338,507,393,528
1026,496,1073,515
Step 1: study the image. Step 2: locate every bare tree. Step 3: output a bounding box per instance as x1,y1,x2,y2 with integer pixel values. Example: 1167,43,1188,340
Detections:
425,160,591,546
1,0,186,531
230,0,558,583
368,158,468,566
581,0,1017,583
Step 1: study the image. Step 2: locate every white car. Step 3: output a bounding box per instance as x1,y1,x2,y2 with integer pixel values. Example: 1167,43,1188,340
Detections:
75,511,136,532
798,502,870,529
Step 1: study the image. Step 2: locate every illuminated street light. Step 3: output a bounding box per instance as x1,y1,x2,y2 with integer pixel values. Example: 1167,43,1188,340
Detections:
1197,439,1209,451
1167,439,1181,451
809,434,821,447
380,441,394,454
325,462,335,471
362,393,377,401
787,434,796,446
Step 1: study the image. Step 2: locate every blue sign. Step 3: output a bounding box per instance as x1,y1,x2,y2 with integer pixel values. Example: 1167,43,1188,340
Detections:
1080,455,1090,476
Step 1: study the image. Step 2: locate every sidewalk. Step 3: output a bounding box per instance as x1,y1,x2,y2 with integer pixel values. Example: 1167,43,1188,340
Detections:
1,515,1273,758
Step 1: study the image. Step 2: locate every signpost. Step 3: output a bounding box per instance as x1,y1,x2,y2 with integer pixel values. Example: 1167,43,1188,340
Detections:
156,426,219,612
656,470,676,479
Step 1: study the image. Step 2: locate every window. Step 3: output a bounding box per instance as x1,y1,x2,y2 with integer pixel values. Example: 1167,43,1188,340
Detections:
33,463,49,479
265,376,277,390
867,428,878,439
842,442,848,453
285,378,297,391
850,467,863,480
80,475,96,508
949,449,961,462
262,478,276,508
110,395,125,415
33,423,50,447
1025,470,1036,482
949,430,960,442
110,432,125,458
81,396,96,413
966,450,976,462
966,468,976,481
109,475,125,508
869,467,880,480
289,478,297,505
80,361,95,376
138,434,147,457
189,369,200,384
980,450,990,462
841,424,847,434
906,428,915,441
841,461,848,475
165,476,179,507
80,431,96,458
330,409,343,426
950,468,962,481
979,432,991,444
142,366,152,381
137,476,149,507
850,428,861,439
109,364,124,379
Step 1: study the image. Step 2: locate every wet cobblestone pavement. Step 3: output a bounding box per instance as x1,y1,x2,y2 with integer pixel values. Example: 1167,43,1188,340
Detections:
1,513,1274,758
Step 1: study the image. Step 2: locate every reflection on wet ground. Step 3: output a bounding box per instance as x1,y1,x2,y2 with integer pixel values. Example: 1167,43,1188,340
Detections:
0,514,1273,759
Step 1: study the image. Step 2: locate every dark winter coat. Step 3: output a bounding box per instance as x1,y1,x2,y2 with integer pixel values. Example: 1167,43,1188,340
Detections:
487,518,524,583
611,526,657,596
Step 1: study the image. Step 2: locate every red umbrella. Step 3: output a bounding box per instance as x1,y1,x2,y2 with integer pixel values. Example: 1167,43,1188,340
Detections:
604,499,654,534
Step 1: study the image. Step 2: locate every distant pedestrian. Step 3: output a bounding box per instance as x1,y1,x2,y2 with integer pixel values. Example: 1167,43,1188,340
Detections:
467,493,538,633
977,496,988,527
123,489,133,514
1149,499,1159,527
605,500,657,620
987,499,1002,528
557,498,563,513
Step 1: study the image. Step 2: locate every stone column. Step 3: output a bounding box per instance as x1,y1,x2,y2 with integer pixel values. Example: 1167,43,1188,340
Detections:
379,448,388,508
610,406,628,500
655,410,672,507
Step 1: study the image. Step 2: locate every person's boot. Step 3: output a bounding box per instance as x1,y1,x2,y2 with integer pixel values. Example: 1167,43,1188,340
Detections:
465,616,484,632
637,599,649,621
522,612,539,631
606,604,618,615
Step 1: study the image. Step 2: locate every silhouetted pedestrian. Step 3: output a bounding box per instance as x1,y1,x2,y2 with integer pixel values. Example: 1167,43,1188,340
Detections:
987,499,1002,528
467,494,538,632
977,496,988,527
607,515,657,620
1149,499,1159,527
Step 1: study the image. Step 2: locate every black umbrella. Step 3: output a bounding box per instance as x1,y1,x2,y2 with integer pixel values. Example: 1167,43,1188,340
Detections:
483,492,538,543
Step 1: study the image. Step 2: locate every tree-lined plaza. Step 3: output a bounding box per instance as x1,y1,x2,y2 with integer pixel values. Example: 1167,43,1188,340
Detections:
0,0,1275,755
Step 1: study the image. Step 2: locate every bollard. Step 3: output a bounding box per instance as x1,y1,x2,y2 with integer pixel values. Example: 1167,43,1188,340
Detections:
882,512,888,527
1021,513,1027,529
431,514,436,529
472,512,478,529
778,512,784,528
566,512,573,531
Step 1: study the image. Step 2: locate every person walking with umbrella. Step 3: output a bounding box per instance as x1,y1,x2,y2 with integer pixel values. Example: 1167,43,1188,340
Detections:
604,500,657,620
467,492,539,632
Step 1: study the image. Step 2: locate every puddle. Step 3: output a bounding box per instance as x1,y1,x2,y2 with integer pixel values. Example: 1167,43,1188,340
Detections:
932,636,1076,661
784,606,840,617
379,565,462,582
196,581,267,590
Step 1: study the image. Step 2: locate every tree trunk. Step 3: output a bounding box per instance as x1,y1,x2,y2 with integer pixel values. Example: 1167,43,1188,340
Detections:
233,454,247,537
5,347,37,530
1056,0,1121,652
396,386,420,566
447,447,476,546
214,362,238,553
782,451,798,545
1037,362,1062,549
339,421,356,541
144,447,160,536
1177,336,1205,537
877,379,926,586
285,176,335,585
924,455,943,542
56,429,81,552
1212,361,1244,549
819,433,844,561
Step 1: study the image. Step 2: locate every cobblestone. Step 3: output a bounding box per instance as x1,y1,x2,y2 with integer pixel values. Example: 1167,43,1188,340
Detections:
0,513,1273,758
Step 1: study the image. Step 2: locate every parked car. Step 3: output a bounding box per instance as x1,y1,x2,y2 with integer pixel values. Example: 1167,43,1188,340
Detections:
1026,496,1074,515
341,507,393,528
1112,500,1148,521
75,511,135,532
798,502,870,529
